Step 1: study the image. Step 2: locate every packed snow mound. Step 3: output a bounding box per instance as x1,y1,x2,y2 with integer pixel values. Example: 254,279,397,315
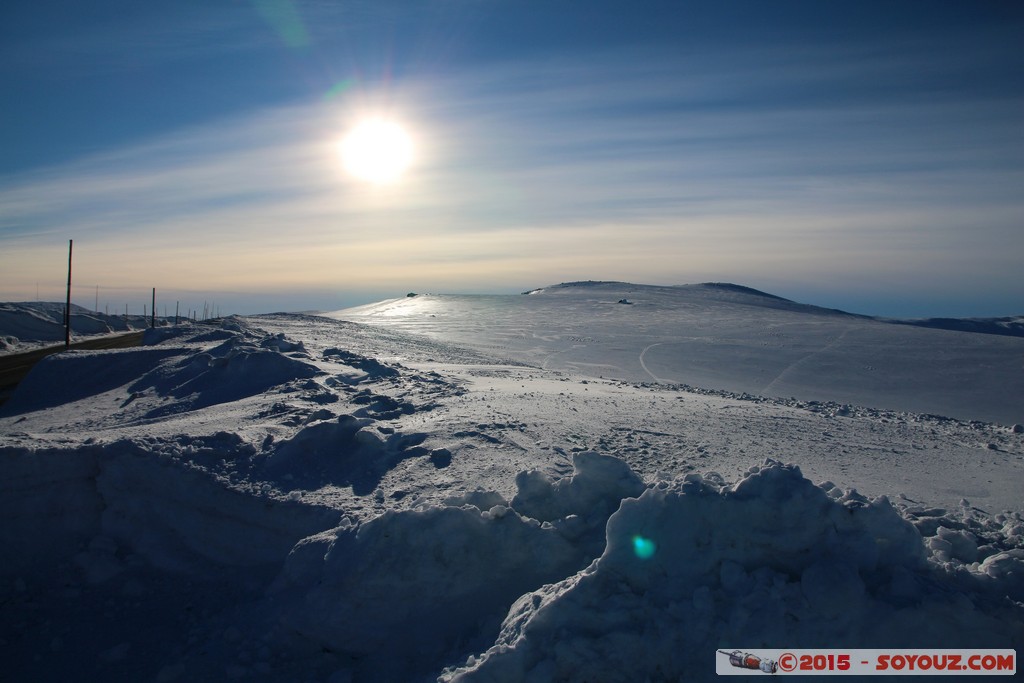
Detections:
262,414,429,494
1,347,186,414
128,330,321,416
444,460,1024,682
0,435,342,577
323,346,400,378
273,452,646,681
93,436,341,575
512,451,644,527
1,321,322,418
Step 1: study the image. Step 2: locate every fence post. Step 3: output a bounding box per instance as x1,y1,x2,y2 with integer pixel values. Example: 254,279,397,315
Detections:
64,239,73,348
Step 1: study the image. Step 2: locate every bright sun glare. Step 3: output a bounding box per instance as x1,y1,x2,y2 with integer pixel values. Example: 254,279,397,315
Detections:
340,119,414,184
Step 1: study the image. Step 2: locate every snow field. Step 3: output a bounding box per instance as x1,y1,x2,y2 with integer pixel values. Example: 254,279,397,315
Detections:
1,302,1022,682
335,283,1024,425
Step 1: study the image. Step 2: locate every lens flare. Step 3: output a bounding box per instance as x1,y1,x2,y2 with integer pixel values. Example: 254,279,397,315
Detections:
632,535,656,559
253,0,310,49
324,78,355,101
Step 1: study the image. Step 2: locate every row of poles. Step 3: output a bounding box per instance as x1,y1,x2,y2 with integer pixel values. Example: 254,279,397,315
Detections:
62,239,214,349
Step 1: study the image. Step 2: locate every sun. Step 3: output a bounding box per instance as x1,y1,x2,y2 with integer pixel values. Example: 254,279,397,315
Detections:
339,118,414,184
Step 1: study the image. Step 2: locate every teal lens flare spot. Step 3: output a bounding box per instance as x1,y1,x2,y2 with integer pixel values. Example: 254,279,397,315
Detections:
632,535,656,559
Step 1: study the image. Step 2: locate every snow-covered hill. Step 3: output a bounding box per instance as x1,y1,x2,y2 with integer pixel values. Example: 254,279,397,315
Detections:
1,285,1021,682
0,301,153,353
335,281,1024,424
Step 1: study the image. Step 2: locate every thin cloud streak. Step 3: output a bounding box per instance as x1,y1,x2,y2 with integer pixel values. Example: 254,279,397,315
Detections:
1,39,1021,315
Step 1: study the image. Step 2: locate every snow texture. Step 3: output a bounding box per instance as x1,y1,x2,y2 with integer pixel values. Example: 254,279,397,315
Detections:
443,461,1023,682
1,284,1022,682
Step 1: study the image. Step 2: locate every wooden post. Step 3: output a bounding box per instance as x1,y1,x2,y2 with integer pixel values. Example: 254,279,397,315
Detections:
151,288,156,329
64,239,73,348
175,301,180,325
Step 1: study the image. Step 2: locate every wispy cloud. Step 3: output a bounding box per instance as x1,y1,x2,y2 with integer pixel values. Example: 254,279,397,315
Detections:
1,36,1021,314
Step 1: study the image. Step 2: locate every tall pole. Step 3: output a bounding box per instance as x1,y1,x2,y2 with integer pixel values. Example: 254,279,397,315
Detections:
151,288,156,328
65,239,73,348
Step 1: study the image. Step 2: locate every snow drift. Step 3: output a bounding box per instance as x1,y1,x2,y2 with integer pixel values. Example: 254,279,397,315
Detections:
273,452,645,681
443,461,1024,682
1,302,1022,682
0,301,149,352
10,439,1017,681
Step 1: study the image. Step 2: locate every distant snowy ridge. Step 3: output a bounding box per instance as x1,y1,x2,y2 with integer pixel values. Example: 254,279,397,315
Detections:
530,281,864,317
690,281,792,301
893,315,1024,338
0,301,151,352
333,282,1024,424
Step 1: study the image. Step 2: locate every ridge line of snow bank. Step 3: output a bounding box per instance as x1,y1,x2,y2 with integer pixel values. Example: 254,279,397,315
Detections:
1,438,345,578
442,459,1024,682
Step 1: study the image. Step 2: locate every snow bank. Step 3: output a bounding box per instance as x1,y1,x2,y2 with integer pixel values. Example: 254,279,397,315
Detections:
0,445,104,574
0,303,89,342
443,461,1024,682
273,452,641,681
96,437,342,574
323,347,399,378
0,302,148,349
267,455,1024,682
1,347,187,414
2,318,320,419
2,437,1021,681
129,331,321,416
262,414,430,494
3,309,1020,681
511,451,645,557
0,437,344,578
1,321,347,577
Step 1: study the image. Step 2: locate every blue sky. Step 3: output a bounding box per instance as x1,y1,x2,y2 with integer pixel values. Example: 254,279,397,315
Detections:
2,1,1022,317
